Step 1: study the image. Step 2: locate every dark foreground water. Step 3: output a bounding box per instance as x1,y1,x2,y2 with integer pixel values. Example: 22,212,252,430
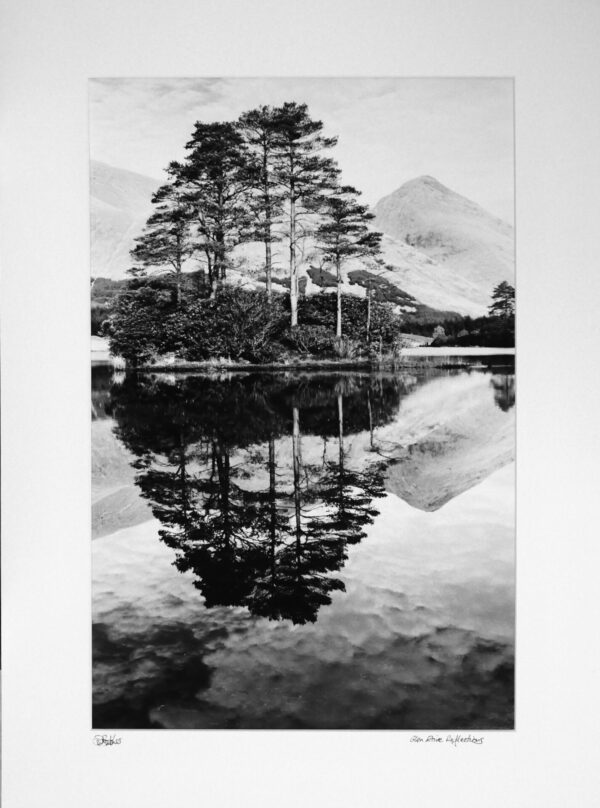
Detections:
92,360,515,729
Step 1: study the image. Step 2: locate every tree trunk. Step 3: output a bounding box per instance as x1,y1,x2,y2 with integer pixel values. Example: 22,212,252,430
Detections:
204,251,213,297
367,389,374,451
263,145,273,302
175,261,182,308
204,250,218,299
215,226,225,291
289,197,298,327
265,235,272,300
366,286,371,342
175,231,183,308
336,258,342,339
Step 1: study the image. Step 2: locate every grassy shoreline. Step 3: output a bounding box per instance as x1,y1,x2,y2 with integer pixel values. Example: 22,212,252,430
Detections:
92,338,514,373
131,354,513,373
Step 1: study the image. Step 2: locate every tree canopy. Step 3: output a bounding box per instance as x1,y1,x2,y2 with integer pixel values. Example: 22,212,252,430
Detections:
130,182,196,306
315,184,382,338
488,281,515,318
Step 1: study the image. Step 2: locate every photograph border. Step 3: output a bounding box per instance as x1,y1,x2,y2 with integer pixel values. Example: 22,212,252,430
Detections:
2,1,599,805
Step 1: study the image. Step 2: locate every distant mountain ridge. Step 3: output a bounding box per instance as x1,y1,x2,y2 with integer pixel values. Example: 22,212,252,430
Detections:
90,161,513,316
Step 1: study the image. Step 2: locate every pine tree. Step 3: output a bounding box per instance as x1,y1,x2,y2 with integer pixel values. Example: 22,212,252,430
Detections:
129,183,195,307
432,324,446,343
315,185,382,338
238,106,286,301
169,121,254,297
271,102,338,327
488,281,515,318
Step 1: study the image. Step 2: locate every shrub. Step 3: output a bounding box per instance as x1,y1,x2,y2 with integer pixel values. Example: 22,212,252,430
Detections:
431,325,447,345
107,282,407,365
299,292,403,349
281,324,336,356
108,283,189,364
333,337,362,360
91,303,111,336
182,288,287,363
108,304,165,365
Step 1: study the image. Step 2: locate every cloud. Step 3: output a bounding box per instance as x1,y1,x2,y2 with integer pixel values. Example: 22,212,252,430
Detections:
89,77,514,222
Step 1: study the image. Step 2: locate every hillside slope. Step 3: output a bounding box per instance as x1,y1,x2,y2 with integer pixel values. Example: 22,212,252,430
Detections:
374,176,514,311
91,161,159,280
91,161,510,319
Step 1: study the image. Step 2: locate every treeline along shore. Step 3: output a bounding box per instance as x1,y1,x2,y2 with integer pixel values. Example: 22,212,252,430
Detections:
92,102,515,369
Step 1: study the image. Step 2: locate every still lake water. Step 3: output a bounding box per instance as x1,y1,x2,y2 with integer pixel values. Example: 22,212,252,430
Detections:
92,360,515,729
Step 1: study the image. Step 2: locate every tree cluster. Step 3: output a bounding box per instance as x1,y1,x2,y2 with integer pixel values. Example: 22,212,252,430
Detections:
402,282,515,348
108,102,389,364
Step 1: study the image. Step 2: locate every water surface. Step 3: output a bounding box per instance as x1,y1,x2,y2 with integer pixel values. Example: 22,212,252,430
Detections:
92,361,515,729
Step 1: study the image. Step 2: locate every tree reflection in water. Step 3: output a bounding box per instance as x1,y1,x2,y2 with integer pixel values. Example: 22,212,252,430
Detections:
490,374,515,412
111,373,401,624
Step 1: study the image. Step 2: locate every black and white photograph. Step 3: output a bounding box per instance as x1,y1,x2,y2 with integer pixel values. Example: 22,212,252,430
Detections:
4,0,600,805
90,77,515,730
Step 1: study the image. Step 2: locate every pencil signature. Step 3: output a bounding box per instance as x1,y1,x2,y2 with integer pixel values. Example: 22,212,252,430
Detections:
93,734,122,746
410,733,484,745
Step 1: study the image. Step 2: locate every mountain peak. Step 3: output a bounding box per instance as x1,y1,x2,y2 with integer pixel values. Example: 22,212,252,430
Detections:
373,176,514,312
388,175,456,199
408,175,447,188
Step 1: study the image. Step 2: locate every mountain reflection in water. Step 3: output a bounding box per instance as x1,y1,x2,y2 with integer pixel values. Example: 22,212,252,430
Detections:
92,362,515,729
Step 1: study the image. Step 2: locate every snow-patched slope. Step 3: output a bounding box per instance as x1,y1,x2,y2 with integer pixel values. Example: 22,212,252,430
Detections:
377,235,488,316
90,162,506,315
374,176,514,311
228,236,486,316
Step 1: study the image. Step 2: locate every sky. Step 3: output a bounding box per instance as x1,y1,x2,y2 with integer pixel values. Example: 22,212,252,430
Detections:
89,77,514,223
